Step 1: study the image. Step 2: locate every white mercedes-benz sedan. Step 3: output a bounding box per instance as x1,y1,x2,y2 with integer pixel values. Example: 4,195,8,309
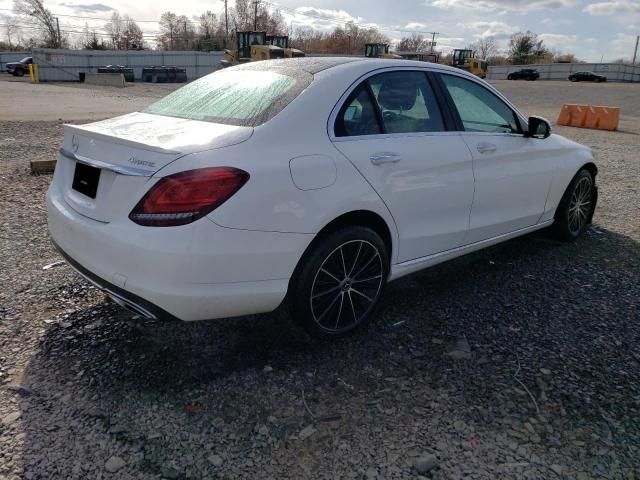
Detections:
47,57,597,337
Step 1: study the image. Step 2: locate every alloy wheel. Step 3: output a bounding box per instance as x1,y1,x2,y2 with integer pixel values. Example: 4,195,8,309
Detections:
309,240,384,334
568,176,592,235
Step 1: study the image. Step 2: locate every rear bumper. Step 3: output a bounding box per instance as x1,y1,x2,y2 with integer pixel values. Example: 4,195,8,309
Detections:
46,182,313,321
52,239,179,321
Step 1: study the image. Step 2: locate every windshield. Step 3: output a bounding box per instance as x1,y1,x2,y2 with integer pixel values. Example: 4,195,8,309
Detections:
146,69,302,126
20,57,31,63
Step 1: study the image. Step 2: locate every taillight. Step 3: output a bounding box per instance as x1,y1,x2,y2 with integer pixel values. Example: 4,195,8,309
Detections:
129,167,249,227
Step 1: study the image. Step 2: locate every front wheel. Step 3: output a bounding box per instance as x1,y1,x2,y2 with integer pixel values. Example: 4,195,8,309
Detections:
552,169,596,241
289,227,389,338
14,68,25,77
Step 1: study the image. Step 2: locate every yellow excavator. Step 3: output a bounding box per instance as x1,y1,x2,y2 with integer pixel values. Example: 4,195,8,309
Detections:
266,35,305,58
450,49,487,78
221,31,285,67
365,43,402,59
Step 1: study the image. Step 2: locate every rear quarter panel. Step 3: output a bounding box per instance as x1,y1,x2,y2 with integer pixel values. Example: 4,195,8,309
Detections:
152,66,400,262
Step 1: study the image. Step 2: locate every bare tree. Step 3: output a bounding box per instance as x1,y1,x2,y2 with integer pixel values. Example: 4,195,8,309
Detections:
5,18,21,49
14,0,62,47
156,12,194,50
104,11,122,48
122,16,143,49
472,36,498,60
397,34,427,52
104,12,142,49
199,11,217,38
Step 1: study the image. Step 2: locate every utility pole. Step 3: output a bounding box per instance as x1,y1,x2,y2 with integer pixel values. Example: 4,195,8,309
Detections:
222,0,228,48
253,0,259,31
633,35,639,64
430,32,439,54
56,17,61,48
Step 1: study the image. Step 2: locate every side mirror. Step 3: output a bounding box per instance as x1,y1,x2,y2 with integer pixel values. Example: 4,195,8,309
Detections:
527,116,551,139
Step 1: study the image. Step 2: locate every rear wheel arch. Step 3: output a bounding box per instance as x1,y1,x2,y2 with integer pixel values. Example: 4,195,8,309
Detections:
304,210,393,266
288,210,394,290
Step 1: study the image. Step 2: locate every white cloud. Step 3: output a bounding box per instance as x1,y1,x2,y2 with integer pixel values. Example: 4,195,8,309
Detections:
427,0,577,13
281,6,375,32
584,0,640,15
540,17,573,26
539,32,577,49
609,33,638,60
465,20,518,38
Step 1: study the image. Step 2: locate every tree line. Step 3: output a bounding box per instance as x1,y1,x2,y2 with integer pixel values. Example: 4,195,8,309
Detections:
4,0,587,64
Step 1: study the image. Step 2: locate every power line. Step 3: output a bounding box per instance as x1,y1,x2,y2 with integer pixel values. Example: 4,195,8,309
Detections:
261,1,443,37
1,5,445,39
0,23,160,39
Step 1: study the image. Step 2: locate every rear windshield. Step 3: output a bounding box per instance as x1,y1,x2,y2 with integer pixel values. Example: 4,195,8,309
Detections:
145,69,308,127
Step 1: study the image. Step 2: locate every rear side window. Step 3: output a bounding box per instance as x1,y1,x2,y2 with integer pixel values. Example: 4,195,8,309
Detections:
440,74,520,134
146,70,303,126
336,87,382,137
335,70,445,137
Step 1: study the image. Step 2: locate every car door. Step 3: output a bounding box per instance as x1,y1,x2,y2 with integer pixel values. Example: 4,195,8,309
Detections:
436,72,554,244
331,69,474,262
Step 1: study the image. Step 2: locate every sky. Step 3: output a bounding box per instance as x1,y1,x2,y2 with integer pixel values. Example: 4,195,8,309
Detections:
1,0,639,61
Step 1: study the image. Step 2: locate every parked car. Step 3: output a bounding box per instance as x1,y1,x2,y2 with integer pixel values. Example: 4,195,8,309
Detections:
47,58,598,338
507,68,540,81
6,56,32,76
568,71,607,82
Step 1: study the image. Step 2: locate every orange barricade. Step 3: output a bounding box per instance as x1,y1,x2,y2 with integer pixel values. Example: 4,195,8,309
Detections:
557,104,619,131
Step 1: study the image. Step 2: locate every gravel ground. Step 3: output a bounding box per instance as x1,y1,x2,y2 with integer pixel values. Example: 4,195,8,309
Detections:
0,80,639,480
0,75,177,121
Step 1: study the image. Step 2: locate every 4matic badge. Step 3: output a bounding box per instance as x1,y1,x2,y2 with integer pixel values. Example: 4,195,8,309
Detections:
128,157,156,168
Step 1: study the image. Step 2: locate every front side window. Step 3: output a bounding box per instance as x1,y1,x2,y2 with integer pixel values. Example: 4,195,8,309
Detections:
335,70,445,137
440,74,521,134
368,71,445,134
146,69,302,126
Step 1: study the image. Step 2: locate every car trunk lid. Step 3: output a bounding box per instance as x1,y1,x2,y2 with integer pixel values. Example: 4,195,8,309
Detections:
57,112,253,223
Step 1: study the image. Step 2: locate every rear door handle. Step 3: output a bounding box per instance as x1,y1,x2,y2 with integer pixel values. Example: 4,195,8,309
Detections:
476,142,497,154
370,153,402,165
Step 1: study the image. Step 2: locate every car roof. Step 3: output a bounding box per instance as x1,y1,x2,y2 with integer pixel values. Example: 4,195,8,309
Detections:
231,56,475,77
233,57,366,74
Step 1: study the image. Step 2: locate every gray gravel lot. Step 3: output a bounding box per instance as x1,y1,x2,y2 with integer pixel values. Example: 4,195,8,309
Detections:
0,79,639,479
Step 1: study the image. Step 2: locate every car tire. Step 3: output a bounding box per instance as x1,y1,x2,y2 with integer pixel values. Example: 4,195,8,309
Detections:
552,169,596,242
289,226,389,338
14,68,24,77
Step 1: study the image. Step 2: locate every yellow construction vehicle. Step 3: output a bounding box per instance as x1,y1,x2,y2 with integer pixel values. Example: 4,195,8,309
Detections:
221,31,285,67
266,35,305,58
450,49,487,78
365,43,402,59
396,50,439,63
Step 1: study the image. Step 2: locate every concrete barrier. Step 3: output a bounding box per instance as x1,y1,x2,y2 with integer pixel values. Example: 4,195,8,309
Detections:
557,104,620,131
84,73,126,88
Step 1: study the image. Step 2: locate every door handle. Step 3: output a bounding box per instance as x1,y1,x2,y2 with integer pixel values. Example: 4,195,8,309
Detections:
370,153,401,165
476,143,497,154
